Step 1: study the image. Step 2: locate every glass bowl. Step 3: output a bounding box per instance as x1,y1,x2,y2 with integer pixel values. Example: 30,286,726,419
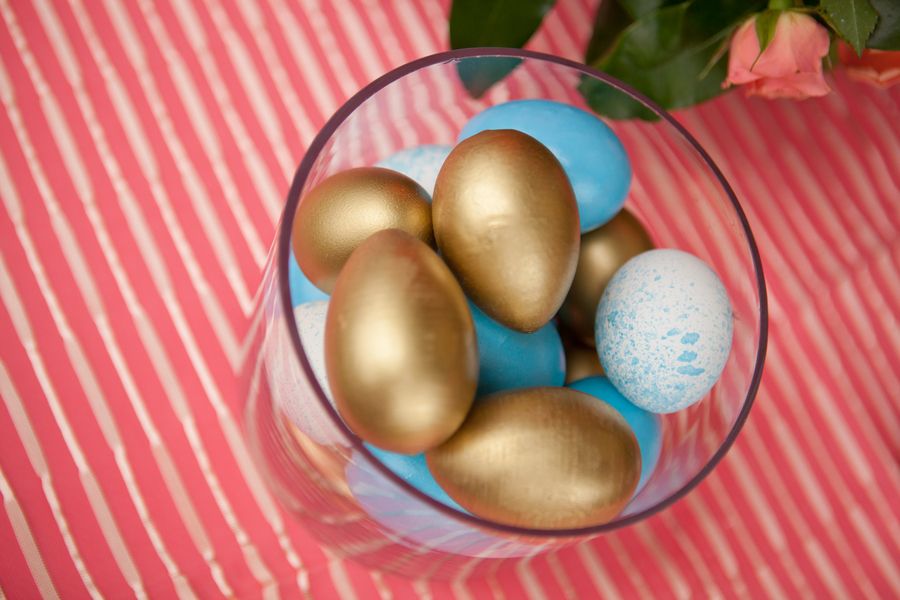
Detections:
242,48,767,579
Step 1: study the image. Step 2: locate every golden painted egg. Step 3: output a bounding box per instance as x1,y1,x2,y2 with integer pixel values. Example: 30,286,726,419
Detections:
325,229,478,454
563,333,604,384
292,167,434,293
432,130,580,333
559,209,653,344
426,387,640,529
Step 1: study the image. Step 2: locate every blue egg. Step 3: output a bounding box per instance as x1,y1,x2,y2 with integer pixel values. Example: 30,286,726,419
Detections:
365,444,464,511
469,302,565,395
289,251,329,307
569,376,662,494
596,249,733,413
459,100,631,232
375,144,452,196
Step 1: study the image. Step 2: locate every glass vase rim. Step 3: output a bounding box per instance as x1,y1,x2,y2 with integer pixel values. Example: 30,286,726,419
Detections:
277,47,769,538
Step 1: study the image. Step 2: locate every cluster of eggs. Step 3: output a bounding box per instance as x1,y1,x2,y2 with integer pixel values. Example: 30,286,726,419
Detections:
289,100,733,530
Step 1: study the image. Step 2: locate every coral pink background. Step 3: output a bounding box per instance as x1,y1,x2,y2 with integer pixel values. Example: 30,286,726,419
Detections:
1,0,899,597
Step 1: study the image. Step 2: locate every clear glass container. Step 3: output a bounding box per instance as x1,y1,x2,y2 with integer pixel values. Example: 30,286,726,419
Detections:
242,48,768,579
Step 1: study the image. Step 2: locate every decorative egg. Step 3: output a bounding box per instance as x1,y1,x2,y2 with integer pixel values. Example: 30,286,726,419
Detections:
432,129,580,332
562,333,604,384
325,229,478,454
292,167,434,293
569,377,662,494
426,387,640,529
273,301,342,445
459,99,631,232
470,302,565,395
289,251,329,307
365,444,464,510
559,210,653,344
375,145,452,196
293,301,334,406
596,249,733,413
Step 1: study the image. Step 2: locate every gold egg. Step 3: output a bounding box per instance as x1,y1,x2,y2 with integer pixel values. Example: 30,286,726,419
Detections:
563,333,604,384
559,209,653,345
432,130,580,333
426,387,640,529
292,167,434,293
325,229,478,454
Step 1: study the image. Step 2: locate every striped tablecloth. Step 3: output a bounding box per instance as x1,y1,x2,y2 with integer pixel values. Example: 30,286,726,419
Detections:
1,0,899,597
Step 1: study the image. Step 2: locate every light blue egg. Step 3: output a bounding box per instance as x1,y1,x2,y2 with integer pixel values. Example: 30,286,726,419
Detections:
459,99,631,232
469,302,565,395
289,251,329,307
569,376,662,494
596,249,733,413
375,144,452,196
365,444,464,511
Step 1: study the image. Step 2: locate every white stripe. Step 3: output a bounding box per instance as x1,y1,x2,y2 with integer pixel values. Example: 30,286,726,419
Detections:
0,257,147,599
0,468,61,599
205,0,296,175
715,100,845,282
633,524,692,599
158,0,283,224
544,552,580,600
846,90,900,208
325,557,359,600
0,363,101,599
0,164,196,599
0,13,278,592
295,0,358,97
574,544,623,600
693,99,890,592
832,277,900,436
96,0,266,309
777,101,880,260
770,346,888,587
515,555,549,600
658,512,725,599
816,101,895,242
704,478,793,598
230,0,319,142
35,0,249,369
264,0,340,117
2,133,228,596
849,507,900,594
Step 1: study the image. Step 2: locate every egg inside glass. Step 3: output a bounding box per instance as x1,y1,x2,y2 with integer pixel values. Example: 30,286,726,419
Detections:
243,49,767,579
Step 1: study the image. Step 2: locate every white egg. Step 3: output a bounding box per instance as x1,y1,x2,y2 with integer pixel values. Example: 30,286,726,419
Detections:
596,249,733,413
375,145,451,196
293,301,335,406
270,300,343,444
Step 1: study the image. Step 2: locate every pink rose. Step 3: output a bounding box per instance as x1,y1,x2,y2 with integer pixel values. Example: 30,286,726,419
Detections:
839,44,900,88
725,12,831,99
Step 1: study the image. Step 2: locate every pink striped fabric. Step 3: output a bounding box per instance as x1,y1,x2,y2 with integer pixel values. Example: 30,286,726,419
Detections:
1,0,898,597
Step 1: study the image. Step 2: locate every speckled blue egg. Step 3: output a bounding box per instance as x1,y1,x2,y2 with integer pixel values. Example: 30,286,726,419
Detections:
596,249,733,413
459,99,631,232
289,251,329,307
569,376,661,493
375,144,452,196
365,444,464,511
470,302,565,395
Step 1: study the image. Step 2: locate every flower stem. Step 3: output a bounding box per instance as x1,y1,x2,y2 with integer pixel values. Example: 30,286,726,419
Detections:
768,0,792,9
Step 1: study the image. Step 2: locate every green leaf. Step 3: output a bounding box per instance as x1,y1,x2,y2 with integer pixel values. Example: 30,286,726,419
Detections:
449,0,555,97
618,0,680,20
820,0,879,55
754,10,781,57
580,0,766,120
867,0,900,50
585,0,634,65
